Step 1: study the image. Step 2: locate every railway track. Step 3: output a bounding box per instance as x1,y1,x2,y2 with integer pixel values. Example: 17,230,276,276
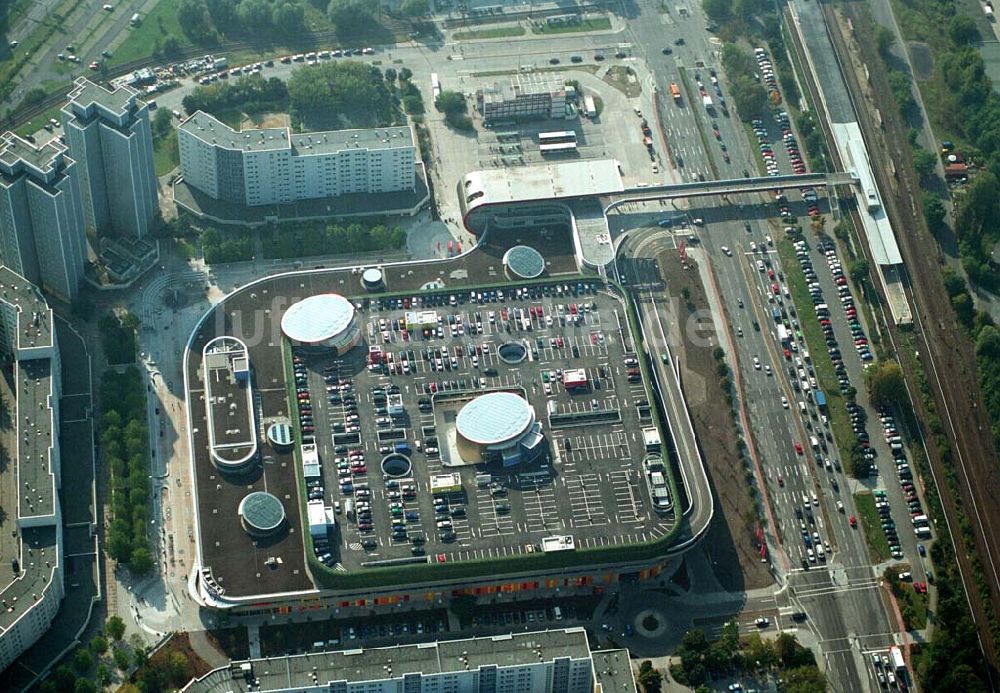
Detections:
819,2,1000,676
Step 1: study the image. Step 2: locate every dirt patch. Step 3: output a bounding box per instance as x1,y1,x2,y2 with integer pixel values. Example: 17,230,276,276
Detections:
656,250,774,591
206,627,251,661
906,42,934,80
242,111,291,129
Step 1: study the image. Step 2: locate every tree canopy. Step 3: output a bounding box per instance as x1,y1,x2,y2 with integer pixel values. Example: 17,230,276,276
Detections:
327,0,376,39
287,61,396,130
865,360,908,409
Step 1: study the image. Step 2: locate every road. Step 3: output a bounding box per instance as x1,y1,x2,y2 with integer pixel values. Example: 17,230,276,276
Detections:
14,1,920,680
2,0,151,110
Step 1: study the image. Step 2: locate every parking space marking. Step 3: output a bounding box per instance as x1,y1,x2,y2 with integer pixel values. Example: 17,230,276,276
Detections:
566,474,609,526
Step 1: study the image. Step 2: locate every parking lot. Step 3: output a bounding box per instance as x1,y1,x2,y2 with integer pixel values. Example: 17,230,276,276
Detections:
296,280,677,571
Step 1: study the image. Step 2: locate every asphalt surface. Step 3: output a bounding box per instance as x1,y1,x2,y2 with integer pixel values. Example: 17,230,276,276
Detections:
615,2,911,688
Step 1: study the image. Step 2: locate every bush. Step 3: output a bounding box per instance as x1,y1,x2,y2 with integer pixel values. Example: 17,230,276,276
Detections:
182,75,289,118
200,227,253,265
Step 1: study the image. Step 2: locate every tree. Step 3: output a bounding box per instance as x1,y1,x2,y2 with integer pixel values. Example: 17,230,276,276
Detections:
434,90,467,114
113,646,131,671
51,665,77,691
849,258,870,285
952,292,976,328
781,665,827,692
129,547,155,575
177,0,216,43
875,25,896,57
730,75,768,119
637,660,662,692
96,663,113,687
106,615,126,641
923,192,947,233
89,635,108,656
327,0,376,38
400,0,429,16
272,1,305,36
866,361,907,408
912,146,937,182
702,0,732,23
399,67,413,82
74,679,97,693
949,15,979,45
721,44,755,78
152,108,172,142
72,649,94,675
167,650,190,684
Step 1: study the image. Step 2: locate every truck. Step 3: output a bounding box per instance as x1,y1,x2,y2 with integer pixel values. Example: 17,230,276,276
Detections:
814,390,826,409
889,646,905,673
584,95,597,118
130,12,141,26
670,82,681,102
777,324,790,345
212,56,228,70
702,93,713,109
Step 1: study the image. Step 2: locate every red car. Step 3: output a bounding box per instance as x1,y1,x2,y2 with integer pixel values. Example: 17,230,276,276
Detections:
771,282,780,294
914,582,928,594
794,441,804,455
768,268,776,279
849,515,857,528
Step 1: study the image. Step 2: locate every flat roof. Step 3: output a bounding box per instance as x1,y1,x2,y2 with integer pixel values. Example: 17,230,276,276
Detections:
0,526,59,633
462,159,624,209
456,392,534,446
281,294,355,344
16,359,56,520
65,77,136,119
0,266,53,353
503,245,546,279
0,133,67,181
184,628,594,693
239,492,286,533
180,111,413,154
203,338,256,466
833,122,902,266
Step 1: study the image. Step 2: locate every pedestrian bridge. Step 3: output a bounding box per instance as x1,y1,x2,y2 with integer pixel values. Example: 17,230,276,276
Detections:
604,171,858,213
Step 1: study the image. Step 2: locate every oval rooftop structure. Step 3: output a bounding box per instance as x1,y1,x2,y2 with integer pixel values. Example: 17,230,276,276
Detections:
281,293,355,344
456,391,535,446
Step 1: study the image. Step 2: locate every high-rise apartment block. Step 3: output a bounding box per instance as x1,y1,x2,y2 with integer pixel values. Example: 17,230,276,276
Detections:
0,133,86,300
178,111,416,207
61,77,158,237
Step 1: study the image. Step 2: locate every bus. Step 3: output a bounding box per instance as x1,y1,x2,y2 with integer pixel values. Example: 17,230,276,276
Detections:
431,73,441,100
539,142,577,156
538,130,577,145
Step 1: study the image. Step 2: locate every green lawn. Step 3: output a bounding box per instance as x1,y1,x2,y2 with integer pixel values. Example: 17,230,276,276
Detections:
153,131,179,176
854,492,891,562
776,237,857,472
107,0,191,68
532,17,612,34
14,105,64,137
453,25,525,40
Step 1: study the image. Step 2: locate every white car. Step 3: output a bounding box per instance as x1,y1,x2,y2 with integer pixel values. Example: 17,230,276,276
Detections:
756,259,765,272
753,356,761,370
781,396,788,408
755,617,769,627
765,234,773,245
721,245,732,256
